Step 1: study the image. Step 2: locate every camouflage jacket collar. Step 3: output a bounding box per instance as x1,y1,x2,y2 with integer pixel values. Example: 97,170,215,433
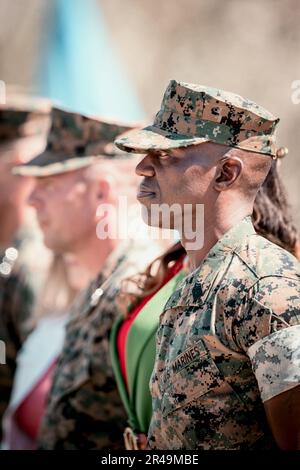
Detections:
164,216,256,310
67,239,133,323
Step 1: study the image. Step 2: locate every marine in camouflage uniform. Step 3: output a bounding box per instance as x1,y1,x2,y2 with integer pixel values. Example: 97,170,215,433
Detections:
115,80,300,449
37,237,160,450
148,217,300,449
16,107,161,449
0,95,50,438
0,245,34,439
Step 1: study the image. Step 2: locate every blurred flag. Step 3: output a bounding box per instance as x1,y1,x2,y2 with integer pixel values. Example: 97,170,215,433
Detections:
36,0,144,121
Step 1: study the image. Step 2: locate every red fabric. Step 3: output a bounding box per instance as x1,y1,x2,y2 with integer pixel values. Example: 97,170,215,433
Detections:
117,256,184,390
15,360,58,441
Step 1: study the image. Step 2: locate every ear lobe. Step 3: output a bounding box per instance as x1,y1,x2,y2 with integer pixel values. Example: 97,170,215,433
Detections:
13,151,23,165
214,157,243,191
96,179,111,202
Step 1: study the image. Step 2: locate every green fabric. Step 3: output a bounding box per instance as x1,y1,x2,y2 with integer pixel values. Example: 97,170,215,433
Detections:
110,269,186,433
110,315,133,425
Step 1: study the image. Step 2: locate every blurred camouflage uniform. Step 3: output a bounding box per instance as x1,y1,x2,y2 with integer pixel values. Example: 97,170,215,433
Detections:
15,107,161,449
14,106,134,177
0,243,32,436
0,95,50,438
37,237,160,450
115,81,299,449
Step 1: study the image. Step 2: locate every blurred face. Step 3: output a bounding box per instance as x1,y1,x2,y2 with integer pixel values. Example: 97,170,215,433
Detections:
0,157,33,213
0,136,45,234
28,169,100,253
135,142,228,229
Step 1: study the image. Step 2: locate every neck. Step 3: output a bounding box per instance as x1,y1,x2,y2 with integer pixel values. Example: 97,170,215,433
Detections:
64,234,121,290
0,205,20,248
182,202,252,271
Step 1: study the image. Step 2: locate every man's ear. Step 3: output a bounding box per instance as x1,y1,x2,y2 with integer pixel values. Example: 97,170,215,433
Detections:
96,178,111,202
16,136,47,165
13,150,23,165
214,157,243,191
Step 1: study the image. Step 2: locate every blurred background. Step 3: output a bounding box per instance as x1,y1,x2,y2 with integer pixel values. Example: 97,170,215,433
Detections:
0,0,299,225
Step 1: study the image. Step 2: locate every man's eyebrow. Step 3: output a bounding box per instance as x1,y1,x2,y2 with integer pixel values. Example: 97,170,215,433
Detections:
147,149,165,157
149,149,174,157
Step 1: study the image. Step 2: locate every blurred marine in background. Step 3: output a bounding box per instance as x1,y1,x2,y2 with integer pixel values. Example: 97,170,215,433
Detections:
3,107,162,450
0,95,50,440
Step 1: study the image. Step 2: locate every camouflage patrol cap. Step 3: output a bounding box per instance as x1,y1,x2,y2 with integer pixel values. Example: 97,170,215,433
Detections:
0,93,51,142
14,107,136,177
115,80,282,158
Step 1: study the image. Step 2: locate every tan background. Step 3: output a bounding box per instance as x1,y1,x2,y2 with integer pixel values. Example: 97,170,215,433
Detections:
0,0,299,225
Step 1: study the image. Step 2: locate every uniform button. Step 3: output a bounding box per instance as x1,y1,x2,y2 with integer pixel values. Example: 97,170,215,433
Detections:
5,247,18,261
90,288,104,306
0,261,12,276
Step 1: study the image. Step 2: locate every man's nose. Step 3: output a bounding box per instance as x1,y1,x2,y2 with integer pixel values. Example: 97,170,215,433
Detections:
27,185,42,209
135,154,155,177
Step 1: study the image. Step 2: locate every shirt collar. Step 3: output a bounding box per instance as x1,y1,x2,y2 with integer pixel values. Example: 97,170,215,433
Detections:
164,216,256,310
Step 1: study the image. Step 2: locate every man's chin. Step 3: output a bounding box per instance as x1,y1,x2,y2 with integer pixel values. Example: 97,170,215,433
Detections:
140,211,175,230
43,237,65,254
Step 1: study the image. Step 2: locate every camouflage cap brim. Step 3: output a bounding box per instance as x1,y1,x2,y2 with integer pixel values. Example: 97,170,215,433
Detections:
114,125,209,153
116,80,281,157
0,93,51,142
12,106,139,176
13,154,99,177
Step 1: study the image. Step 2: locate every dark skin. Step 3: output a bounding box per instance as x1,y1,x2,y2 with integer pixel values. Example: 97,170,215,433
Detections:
136,143,271,268
136,142,300,450
264,385,300,450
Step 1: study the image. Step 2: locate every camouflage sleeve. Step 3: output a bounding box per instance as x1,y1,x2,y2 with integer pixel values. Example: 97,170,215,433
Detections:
1,268,34,343
0,270,34,438
247,325,300,402
37,307,127,450
233,276,300,402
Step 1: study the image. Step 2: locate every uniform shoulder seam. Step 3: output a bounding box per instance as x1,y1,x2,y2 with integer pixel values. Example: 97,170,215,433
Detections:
248,273,300,293
232,250,260,280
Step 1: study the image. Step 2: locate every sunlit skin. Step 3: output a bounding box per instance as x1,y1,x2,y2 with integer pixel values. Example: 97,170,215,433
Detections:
28,170,100,254
136,142,272,269
28,167,114,286
28,159,138,288
135,141,300,450
0,135,46,247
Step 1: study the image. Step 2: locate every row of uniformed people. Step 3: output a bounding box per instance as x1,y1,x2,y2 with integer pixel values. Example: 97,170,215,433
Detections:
1,81,300,450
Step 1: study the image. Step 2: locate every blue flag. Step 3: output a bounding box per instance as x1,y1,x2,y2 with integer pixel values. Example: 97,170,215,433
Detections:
37,0,144,121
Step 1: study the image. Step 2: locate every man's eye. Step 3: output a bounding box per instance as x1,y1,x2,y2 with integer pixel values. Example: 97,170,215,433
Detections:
43,181,55,192
159,152,169,160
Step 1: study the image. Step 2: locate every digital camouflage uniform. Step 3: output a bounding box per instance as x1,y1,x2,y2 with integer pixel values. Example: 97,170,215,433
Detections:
115,81,298,449
37,238,160,450
115,79,286,158
0,244,33,438
148,217,300,449
15,106,157,449
0,96,50,438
